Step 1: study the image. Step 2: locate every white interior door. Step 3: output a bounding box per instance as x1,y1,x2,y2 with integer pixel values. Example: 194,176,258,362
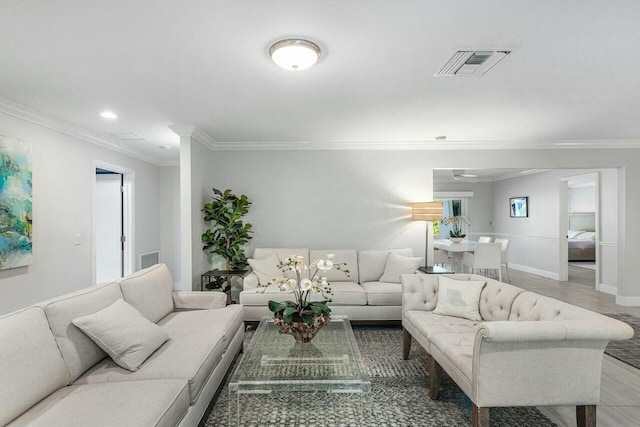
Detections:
96,172,123,283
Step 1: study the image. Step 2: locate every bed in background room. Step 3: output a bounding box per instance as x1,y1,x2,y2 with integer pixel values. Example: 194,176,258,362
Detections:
568,212,596,261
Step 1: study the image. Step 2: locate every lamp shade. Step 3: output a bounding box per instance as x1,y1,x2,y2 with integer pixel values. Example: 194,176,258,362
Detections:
411,201,443,221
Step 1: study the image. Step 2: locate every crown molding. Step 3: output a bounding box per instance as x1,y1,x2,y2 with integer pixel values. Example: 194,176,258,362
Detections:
203,139,640,151
168,125,216,151
0,96,164,165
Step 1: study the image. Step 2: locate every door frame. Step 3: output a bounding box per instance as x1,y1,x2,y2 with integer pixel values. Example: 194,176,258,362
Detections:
558,172,599,286
92,160,135,285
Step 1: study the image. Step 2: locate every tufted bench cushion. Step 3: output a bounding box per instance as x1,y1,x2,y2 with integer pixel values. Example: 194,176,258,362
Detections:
404,311,478,353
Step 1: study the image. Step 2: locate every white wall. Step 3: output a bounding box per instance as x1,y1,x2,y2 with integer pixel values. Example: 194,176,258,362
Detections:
598,169,618,292
159,166,181,284
0,111,162,315
490,169,617,287
568,185,596,213
191,147,638,305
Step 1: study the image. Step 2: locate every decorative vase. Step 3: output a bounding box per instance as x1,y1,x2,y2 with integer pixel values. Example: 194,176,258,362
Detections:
450,237,464,243
273,312,330,343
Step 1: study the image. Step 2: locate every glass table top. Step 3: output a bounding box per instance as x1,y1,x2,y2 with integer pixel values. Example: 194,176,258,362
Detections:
229,316,370,393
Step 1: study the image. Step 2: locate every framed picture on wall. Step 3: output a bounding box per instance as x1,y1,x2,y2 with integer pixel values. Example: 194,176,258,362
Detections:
510,196,528,218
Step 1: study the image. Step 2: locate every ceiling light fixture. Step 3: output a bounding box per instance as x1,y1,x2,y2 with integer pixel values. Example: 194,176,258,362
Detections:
269,39,321,71
100,111,118,119
435,136,447,141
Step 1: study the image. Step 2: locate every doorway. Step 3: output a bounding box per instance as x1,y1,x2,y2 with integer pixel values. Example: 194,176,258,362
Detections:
93,161,134,284
558,172,599,287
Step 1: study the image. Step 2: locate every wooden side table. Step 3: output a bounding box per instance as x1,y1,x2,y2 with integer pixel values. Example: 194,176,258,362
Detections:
201,269,249,305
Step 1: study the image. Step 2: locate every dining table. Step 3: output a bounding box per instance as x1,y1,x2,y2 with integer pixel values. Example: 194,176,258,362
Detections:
433,239,477,273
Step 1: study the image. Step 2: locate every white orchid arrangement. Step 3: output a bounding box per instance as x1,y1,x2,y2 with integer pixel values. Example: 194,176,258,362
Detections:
258,254,350,325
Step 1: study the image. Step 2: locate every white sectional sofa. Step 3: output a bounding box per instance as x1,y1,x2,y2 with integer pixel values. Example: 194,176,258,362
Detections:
0,264,243,427
239,248,420,322
401,273,634,427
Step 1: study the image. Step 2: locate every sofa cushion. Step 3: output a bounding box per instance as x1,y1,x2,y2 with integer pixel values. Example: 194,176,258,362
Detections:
7,380,189,427
42,281,124,382
380,253,423,283
252,248,309,279
248,254,284,285
0,307,70,427
75,306,241,404
404,311,479,343
429,332,475,381
239,282,366,306
361,281,402,306
159,304,243,349
72,299,170,371
479,280,525,321
358,248,413,283
119,263,175,324
508,292,597,322
434,276,486,321
328,282,368,305
310,249,358,283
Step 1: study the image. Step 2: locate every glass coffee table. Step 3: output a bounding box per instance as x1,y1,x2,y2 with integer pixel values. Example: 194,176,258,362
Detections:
228,316,371,425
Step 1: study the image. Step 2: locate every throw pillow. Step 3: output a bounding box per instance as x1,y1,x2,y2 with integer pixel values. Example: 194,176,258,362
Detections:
247,254,283,285
433,276,486,321
72,299,169,371
379,253,423,283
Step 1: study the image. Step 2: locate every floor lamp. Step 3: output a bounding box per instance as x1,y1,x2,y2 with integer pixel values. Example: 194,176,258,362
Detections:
411,201,444,267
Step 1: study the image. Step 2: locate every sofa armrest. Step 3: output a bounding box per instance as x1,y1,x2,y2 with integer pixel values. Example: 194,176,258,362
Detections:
172,291,226,310
469,318,632,407
243,272,259,290
475,318,634,343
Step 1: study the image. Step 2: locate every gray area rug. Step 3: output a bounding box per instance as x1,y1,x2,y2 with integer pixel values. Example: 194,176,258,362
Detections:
203,326,556,426
604,313,640,370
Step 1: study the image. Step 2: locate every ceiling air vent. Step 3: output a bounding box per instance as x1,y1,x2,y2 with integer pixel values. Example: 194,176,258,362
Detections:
434,50,511,77
108,132,146,141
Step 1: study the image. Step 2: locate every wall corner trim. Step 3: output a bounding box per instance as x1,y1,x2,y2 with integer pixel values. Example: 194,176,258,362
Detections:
168,125,216,151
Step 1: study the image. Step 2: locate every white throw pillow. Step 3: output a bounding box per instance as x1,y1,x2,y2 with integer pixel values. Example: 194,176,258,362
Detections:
247,254,283,285
379,253,423,283
72,299,169,372
434,276,486,321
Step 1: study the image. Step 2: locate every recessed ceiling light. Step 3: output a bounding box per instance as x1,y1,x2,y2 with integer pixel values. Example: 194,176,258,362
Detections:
269,39,321,71
100,111,118,119
158,145,170,150
435,136,447,141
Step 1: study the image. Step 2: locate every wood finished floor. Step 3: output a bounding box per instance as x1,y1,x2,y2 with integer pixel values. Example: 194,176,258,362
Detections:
504,266,640,427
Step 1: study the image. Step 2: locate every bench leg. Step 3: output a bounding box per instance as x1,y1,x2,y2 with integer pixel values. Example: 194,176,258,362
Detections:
472,404,489,427
577,405,596,427
427,354,442,400
402,328,411,360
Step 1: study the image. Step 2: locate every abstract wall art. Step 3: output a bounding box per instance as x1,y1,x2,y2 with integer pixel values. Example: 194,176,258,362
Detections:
0,136,32,270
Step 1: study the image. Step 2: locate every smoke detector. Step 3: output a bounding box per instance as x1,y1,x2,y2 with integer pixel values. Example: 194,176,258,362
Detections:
435,50,511,77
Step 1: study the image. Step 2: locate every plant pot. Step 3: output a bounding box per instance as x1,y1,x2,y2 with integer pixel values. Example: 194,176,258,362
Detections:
450,237,464,243
273,312,330,343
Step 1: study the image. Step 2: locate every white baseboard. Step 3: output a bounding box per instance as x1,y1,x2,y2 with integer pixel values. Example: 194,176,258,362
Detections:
508,263,559,280
616,295,640,306
598,283,617,296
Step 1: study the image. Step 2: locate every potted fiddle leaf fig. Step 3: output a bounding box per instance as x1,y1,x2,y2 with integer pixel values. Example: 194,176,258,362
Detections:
201,188,253,303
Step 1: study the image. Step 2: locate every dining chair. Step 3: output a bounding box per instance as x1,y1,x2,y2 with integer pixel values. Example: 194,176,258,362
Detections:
433,248,452,270
478,236,492,243
462,242,503,282
494,238,511,282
